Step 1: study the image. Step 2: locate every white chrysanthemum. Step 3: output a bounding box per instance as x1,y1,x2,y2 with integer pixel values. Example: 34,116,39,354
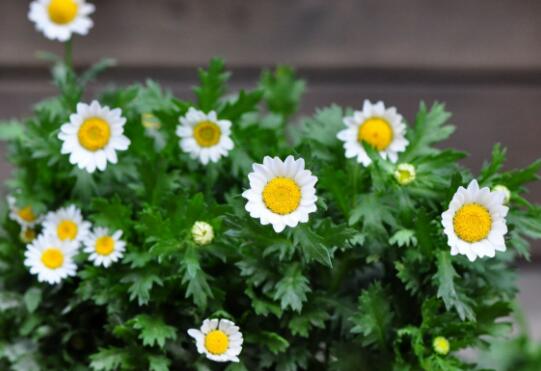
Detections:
28,0,95,42
191,221,214,246
441,180,509,262
176,108,234,165
188,319,243,363
83,227,126,267
7,196,41,228
42,205,91,246
242,156,318,233
337,100,409,166
24,234,77,284
58,101,131,173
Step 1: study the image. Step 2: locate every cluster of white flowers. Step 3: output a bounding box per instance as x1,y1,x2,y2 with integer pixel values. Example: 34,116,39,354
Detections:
24,2,514,363
7,200,127,285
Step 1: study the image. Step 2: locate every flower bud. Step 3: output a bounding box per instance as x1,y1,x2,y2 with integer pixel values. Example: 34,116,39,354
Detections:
191,221,214,246
394,163,416,185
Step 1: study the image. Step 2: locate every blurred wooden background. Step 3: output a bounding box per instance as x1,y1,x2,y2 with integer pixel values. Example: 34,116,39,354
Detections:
0,0,540,337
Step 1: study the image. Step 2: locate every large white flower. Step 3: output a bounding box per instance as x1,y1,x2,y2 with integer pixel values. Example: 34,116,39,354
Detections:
42,205,91,246
176,108,234,165
28,0,95,42
242,156,318,233
337,100,409,166
7,196,41,228
441,179,509,262
83,227,126,267
58,101,131,173
24,234,77,284
188,319,243,363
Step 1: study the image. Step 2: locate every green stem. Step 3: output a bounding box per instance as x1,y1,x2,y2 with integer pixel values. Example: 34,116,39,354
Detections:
64,38,73,70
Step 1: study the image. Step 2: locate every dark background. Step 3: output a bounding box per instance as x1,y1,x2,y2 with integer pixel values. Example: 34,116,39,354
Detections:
0,0,540,338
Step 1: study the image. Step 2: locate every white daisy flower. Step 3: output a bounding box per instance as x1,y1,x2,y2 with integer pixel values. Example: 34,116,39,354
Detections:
42,205,91,246
441,179,509,262
24,234,77,285
187,318,243,363
28,0,95,42
176,107,234,165
337,100,409,166
58,101,131,173
242,156,318,233
7,196,41,228
83,227,126,267
191,221,214,246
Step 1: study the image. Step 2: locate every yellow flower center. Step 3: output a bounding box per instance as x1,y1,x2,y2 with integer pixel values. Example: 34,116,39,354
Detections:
95,236,115,256
204,330,229,355
57,220,78,241
193,121,221,147
48,0,79,25
453,203,492,243
357,117,394,150
262,177,302,215
20,228,37,243
41,248,64,269
433,336,450,355
17,206,37,222
78,118,111,151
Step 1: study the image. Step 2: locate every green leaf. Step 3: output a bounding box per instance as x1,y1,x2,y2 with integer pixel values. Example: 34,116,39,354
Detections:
389,229,417,248
147,355,170,371
260,66,305,117
181,246,212,309
123,272,163,306
479,144,506,183
301,105,344,146
194,58,229,111
148,355,170,371
273,264,311,312
403,102,455,160
23,288,42,313
289,306,329,337
349,193,395,234
0,120,25,141
220,90,263,122
292,225,333,267
130,314,177,348
351,283,394,348
79,58,116,87
89,347,130,371
435,251,475,321
258,331,290,354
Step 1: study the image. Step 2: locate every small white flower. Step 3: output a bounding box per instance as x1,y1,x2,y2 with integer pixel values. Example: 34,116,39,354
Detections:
20,228,37,244
176,107,234,165
337,100,409,166
242,156,318,233
58,101,131,173
441,180,508,262
7,196,41,228
493,184,511,204
188,319,243,363
28,0,95,42
24,233,77,285
42,205,91,247
394,163,416,185
191,221,214,246
83,227,126,267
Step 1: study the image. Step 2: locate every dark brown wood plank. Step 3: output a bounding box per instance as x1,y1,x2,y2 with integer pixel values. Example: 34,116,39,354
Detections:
1,0,541,69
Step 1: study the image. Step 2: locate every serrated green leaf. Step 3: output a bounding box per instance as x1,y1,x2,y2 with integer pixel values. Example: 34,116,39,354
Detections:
131,314,177,348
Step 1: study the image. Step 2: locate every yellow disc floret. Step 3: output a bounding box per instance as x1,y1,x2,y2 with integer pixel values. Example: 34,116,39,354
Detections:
262,177,302,215
78,118,111,151
433,336,450,355
95,236,115,256
193,121,221,147
41,247,64,269
204,330,229,355
17,206,37,223
358,117,394,150
57,220,78,241
453,203,492,242
48,0,79,25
